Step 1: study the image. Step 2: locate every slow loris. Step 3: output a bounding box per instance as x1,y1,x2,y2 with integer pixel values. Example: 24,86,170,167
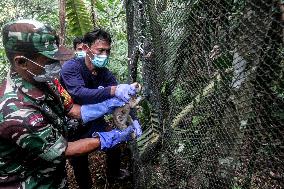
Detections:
113,82,142,132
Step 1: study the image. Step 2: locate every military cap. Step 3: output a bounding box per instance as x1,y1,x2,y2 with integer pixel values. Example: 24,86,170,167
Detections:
2,19,74,60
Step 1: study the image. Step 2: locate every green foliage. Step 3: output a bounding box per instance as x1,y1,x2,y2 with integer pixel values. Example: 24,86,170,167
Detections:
271,58,284,120
172,85,189,104
66,0,93,37
191,116,203,127
94,0,107,13
0,49,9,82
231,185,242,189
213,52,233,70
138,99,152,130
271,55,284,94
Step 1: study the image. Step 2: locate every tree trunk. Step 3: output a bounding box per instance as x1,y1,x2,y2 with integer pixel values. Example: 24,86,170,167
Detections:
59,0,66,45
91,0,97,28
125,0,136,83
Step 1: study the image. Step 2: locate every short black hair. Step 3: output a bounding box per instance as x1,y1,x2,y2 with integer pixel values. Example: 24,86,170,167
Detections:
73,37,83,50
82,29,112,47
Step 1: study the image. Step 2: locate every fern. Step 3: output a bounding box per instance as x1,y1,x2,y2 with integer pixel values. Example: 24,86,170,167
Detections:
66,0,93,36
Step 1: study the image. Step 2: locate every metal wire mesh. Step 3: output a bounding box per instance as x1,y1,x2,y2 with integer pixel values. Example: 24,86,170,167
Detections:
127,0,284,188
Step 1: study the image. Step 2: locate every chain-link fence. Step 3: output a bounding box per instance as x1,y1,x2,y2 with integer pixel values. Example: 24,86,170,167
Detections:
126,0,284,188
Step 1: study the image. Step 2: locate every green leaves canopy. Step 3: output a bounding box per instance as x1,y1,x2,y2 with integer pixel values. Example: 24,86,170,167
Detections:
66,0,93,36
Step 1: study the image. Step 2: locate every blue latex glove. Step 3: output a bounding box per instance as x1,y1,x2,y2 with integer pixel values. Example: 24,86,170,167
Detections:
93,125,134,150
81,97,125,123
103,97,125,113
115,84,136,102
132,120,142,138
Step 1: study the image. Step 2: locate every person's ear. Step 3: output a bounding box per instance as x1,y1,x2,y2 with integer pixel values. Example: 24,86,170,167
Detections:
14,56,27,70
82,44,89,51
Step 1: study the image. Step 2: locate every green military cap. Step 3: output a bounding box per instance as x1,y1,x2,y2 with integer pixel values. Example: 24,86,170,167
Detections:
2,19,74,60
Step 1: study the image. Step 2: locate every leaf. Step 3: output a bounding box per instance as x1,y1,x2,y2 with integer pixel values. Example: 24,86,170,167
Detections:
213,52,233,70
0,48,9,82
192,116,203,127
108,0,115,5
272,110,284,120
66,0,93,36
95,0,107,13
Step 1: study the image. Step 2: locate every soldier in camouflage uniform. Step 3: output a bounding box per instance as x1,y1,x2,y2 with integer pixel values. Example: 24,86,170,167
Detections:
0,19,137,189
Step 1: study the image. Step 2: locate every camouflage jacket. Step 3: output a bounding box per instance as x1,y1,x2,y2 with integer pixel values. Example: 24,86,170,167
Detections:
0,70,68,189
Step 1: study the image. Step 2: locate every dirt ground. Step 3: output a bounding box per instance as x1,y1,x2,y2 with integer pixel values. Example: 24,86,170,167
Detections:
66,146,134,189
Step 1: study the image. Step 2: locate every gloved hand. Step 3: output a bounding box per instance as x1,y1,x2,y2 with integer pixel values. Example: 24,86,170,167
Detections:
115,84,136,102
92,125,134,150
132,120,142,138
81,97,125,123
104,97,126,113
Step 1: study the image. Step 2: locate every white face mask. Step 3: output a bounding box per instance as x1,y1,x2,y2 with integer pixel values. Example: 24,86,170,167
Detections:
75,51,86,58
19,56,61,82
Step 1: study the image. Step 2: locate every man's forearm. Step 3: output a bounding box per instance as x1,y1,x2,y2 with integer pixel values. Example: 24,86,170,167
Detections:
67,104,81,119
65,138,101,157
72,86,114,104
110,86,116,96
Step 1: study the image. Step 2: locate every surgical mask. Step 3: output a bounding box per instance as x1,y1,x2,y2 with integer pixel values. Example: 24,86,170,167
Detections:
20,56,61,82
86,47,109,68
19,56,70,108
91,54,109,68
75,51,86,58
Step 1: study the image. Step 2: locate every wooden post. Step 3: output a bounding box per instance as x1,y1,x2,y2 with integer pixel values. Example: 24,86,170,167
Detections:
59,0,66,45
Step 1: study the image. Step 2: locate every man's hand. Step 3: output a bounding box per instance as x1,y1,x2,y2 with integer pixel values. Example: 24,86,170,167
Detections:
67,104,81,119
92,125,134,150
132,120,142,138
114,84,136,102
104,97,125,113
80,98,125,123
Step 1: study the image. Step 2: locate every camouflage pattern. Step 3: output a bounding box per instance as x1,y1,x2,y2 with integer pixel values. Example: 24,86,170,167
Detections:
0,70,69,189
2,19,74,61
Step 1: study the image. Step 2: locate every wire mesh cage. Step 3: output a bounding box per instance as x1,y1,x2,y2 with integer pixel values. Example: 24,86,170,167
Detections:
126,0,284,188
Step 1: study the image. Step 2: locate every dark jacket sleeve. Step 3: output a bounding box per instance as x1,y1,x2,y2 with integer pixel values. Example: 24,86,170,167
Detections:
60,60,113,104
